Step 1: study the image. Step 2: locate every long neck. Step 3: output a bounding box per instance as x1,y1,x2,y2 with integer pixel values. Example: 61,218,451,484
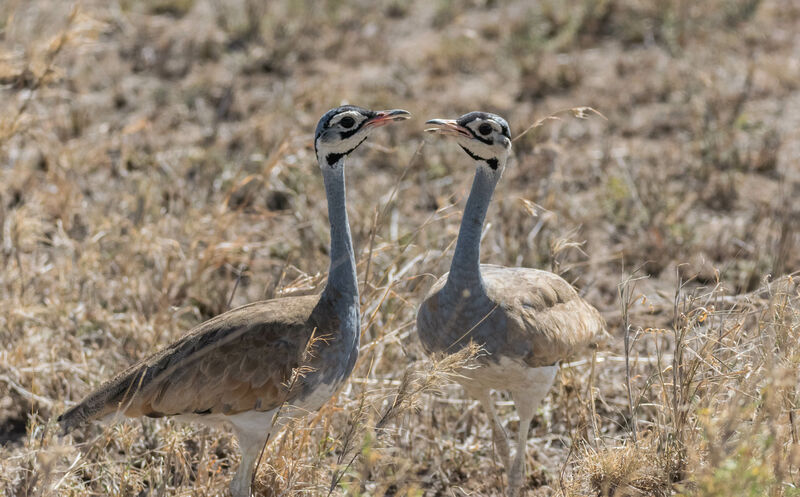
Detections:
321,162,359,301
446,165,501,291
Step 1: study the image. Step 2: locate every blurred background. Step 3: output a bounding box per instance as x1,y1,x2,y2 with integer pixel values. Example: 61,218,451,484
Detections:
1,0,799,495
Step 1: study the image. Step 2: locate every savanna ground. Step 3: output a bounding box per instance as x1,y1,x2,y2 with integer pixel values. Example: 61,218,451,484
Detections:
1,0,799,495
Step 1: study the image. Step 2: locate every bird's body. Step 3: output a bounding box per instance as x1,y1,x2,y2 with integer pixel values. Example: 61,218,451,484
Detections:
418,265,604,369
59,294,353,428
416,112,606,496
59,106,411,497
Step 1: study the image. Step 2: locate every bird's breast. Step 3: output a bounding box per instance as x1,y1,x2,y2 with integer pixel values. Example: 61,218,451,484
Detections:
417,290,510,358
457,358,558,394
297,301,359,410
294,376,345,412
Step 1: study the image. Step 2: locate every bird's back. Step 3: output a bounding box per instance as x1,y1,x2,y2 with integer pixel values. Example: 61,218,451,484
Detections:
58,293,355,432
417,264,607,368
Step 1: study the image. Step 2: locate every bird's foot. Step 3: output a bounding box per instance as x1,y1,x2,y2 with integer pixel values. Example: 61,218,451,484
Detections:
229,477,251,497
506,473,523,497
506,450,527,497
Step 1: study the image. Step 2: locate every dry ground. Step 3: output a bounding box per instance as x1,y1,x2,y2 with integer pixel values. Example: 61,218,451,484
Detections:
1,0,799,495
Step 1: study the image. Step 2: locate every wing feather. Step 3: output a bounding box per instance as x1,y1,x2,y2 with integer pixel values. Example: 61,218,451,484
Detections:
58,295,321,431
481,265,608,366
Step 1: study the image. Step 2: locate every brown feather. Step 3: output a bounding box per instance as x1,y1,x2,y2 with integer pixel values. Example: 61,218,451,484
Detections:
59,294,325,430
482,265,608,367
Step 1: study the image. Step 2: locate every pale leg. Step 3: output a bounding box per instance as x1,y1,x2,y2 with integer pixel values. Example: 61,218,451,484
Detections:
229,429,270,497
228,410,280,497
470,387,510,465
507,394,534,497
508,366,557,497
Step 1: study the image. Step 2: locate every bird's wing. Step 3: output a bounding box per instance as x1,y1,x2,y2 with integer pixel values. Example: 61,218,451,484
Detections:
481,265,608,367
59,294,322,431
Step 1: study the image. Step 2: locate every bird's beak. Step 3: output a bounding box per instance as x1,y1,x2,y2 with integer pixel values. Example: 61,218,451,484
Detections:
425,118,471,138
365,109,412,128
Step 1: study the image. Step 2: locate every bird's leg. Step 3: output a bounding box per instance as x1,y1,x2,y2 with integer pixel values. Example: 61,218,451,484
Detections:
508,393,536,497
230,428,272,497
474,389,510,466
508,367,558,496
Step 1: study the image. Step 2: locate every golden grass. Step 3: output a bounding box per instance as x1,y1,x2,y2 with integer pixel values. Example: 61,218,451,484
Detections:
1,0,799,495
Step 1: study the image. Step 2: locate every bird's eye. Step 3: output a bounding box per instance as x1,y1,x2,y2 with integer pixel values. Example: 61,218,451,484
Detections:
339,116,356,129
478,123,492,135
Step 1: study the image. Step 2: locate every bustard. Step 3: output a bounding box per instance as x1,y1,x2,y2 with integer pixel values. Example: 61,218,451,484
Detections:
58,105,411,497
416,112,606,496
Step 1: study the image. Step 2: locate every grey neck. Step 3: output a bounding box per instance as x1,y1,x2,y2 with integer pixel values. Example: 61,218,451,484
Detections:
446,165,501,292
321,162,359,302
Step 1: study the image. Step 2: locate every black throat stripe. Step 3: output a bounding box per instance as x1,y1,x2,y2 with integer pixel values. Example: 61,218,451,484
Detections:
460,145,498,170
327,136,368,166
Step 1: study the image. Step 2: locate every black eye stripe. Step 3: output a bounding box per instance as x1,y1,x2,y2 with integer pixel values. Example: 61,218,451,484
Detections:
336,114,370,139
339,125,365,139
467,127,493,145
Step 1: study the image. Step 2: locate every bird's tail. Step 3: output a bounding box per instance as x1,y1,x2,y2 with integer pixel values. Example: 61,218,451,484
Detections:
57,367,146,434
57,402,94,434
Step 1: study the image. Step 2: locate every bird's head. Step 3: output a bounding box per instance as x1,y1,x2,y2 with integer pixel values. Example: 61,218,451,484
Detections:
315,106,411,168
425,111,512,172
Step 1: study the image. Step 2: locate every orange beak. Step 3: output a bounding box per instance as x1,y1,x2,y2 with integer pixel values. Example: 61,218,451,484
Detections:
364,109,412,128
425,118,472,138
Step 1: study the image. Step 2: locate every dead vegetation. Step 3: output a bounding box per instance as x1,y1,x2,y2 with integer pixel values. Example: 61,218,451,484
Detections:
1,0,799,495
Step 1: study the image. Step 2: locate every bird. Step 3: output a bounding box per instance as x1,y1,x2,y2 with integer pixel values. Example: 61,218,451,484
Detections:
58,105,411,497
416,111,607,496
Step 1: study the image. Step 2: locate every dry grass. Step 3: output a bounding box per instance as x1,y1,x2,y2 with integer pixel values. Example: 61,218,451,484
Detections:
1,0,799,495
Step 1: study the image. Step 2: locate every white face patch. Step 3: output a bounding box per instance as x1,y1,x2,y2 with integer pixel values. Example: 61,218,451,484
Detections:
455,118,512,167
314,106,409,168
316,110,374,167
